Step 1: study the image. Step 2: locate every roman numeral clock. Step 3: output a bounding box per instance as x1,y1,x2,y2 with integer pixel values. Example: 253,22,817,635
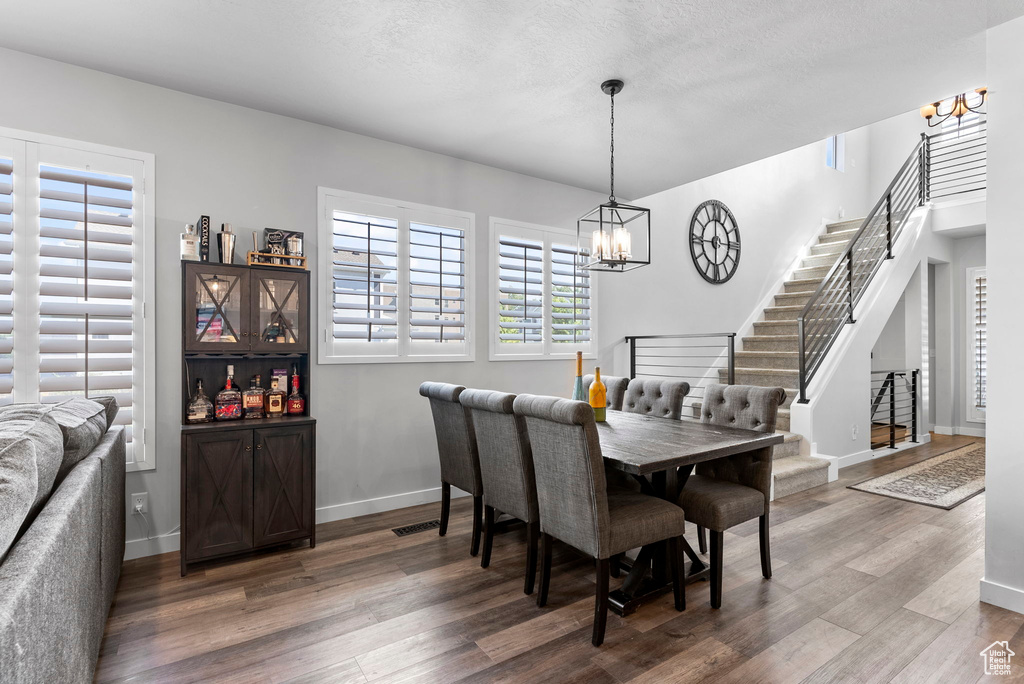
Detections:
689,200,740,284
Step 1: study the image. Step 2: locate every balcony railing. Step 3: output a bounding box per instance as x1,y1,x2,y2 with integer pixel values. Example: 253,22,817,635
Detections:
625,333,734,419
870,369,919,449
926,119,986,201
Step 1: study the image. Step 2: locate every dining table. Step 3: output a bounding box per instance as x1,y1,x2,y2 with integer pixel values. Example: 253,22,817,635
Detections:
596,410,784,616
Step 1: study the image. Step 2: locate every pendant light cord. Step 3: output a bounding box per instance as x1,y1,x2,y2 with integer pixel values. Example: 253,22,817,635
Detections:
609,90,616,203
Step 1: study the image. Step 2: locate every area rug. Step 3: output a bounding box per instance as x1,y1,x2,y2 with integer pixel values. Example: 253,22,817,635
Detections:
848,442,985,509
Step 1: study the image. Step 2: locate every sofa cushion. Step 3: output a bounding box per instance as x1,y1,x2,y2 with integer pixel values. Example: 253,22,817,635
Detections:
0,408,64,560
47,399,110,483
91,396,119,430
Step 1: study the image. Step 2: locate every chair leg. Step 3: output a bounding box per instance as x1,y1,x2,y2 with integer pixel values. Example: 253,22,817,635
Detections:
710,530,724,609
759,513,772,579
669,537,686,612
537,533,553,608
697,525,707,554
610,553,623,579
593,558,610,647
524,521,539,595
439,482,450,537
470,495,482,557
481,505,495,568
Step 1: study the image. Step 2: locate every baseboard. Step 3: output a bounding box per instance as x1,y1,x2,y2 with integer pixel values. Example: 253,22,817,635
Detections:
934,425,985,438
834,433,933,470
981,578,1024,616
125,531,181,560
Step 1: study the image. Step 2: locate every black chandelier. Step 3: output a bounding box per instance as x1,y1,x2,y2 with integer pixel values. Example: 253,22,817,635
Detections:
920,88,987,128
577,79,650,272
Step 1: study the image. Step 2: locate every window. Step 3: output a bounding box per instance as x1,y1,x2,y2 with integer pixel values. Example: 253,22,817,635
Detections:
940,92,984,133
826,133,845,171
967,266,986,423
318,189,473,363
0,129,154,470
490,218,596,360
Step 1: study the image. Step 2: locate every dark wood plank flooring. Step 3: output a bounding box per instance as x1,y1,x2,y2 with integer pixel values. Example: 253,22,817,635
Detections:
97,434,1017,683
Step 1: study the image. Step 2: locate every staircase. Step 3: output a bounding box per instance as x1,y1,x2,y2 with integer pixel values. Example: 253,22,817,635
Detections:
717,218,866,498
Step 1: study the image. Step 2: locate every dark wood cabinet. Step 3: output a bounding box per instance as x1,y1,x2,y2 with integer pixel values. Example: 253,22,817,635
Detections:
184,430,253,560
253,425,314,547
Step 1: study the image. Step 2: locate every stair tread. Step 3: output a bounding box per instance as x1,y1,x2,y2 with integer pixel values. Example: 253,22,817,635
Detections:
736,350,799,357
773,454,831,476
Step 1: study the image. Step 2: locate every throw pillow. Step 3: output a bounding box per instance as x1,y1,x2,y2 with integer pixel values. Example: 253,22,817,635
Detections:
47,398,110,482
0,410,64,560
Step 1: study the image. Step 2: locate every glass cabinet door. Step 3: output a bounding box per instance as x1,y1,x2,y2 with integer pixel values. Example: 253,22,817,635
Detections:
250,269,307,351
185,265,250,351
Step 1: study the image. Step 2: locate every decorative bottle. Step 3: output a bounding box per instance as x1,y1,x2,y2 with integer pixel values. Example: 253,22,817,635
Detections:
571,351,585,401
265,377,286,417
214,365,242,420
287,368,305,415
186,379,214,423
589,366,607,422
180,223,199,261
243,374,266,419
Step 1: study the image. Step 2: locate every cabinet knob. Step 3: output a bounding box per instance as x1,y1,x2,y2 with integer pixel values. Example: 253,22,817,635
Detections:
241,332,248,337
245,445,252,451
256,444,263,450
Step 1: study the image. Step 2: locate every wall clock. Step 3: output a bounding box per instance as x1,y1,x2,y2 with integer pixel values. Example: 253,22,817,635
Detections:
689,200,740,284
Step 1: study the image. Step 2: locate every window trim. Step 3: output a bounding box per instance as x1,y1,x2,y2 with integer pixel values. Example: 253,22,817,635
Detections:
0,125,156,472
966,265,986,424
317,187,475,365
489,217,598,362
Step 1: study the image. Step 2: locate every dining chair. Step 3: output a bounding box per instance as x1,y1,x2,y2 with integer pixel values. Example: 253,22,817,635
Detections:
583,374,629,411
459,388,540,594
623,378,691,419
513,394,687,647
678,384,786,608
419,381,483,556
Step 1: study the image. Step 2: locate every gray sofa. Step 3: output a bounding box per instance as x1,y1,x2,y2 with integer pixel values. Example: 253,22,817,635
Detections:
0,398,125,684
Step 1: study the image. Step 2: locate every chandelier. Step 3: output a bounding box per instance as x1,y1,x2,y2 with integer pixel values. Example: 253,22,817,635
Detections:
920,88,987,128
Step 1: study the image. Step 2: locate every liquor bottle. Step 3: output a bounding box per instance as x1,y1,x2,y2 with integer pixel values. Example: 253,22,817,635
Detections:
243,374,266,419
589,366,607,422
197,215,211,262
214,364,243,420
571,351,585,401
186,379,214,423
261,314,284,343
287,368,305,415
264,376,286,417
180,223,199,261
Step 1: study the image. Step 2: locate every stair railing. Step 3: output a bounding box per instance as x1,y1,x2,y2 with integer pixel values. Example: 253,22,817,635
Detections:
869,369,919,448
797,136,927,403
625,333,735,418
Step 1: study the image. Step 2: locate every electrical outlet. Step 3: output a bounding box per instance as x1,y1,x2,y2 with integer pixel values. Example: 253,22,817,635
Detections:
131,492,148,514
851,424,859,441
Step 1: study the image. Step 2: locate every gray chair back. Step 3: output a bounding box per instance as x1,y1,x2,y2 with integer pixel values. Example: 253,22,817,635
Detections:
623,378,691,419
459,388,537,523
583,374,629,411
512,395,610,559
419,381,482,496
696,384,787,501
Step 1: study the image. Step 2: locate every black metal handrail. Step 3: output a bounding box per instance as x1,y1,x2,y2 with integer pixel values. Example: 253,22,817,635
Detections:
926,119,986,200
625,333,735,419
870,369,918,449
797,136,927,403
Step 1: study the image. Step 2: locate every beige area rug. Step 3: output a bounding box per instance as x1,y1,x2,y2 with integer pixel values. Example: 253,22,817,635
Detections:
848,442,985,510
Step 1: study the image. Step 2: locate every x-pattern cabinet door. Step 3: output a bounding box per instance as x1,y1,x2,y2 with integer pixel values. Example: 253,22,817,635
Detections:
249,268,308,352
185,430,254,560
253,425,312,546
184,264,251,351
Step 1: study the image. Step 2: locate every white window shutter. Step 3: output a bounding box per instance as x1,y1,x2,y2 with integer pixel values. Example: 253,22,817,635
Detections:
0,158,13,404
975,271,986,409
497,235,544,344
550,241,591,344
409,221,466,343
330,210,399,341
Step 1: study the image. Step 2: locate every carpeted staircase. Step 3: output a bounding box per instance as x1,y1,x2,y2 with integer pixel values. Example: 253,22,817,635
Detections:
703,218,866,499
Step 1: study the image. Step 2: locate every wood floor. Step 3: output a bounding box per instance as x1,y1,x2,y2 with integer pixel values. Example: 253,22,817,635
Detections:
97,434,1016,683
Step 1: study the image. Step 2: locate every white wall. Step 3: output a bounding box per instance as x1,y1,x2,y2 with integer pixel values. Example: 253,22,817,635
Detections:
597,127,872,374
949,236,986,436
0,47,609,557
871,294,907,371
981,15,1024,615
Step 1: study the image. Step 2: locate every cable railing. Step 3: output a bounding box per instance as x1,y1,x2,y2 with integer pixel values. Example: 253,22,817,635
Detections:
926,119,986,200
797,136,927,403
870,369,919,449
625,333,734,419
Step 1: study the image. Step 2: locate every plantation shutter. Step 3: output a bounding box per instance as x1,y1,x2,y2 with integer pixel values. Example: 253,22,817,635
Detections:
37,163,136,443
550,242,591,344
409,221,465,342
974,271,986,409
0,157,13,404
497,236,544,344
330,209,399,341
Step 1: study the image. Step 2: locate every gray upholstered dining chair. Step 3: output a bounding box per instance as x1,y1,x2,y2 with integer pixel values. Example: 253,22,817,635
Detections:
678,384,786,608
622,378,691,419
419,381,483,557
459,388,540,594
583,374,629,411
513,394,687,647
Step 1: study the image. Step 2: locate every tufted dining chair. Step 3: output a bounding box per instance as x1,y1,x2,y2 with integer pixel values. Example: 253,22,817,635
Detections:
419,381,483,557
678,384,786,608
622,378,691,419
512,394,687,646
459,388,541,594
583,374,629,411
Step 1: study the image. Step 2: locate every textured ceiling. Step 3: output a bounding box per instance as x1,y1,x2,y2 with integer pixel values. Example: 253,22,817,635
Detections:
0,0,1019,197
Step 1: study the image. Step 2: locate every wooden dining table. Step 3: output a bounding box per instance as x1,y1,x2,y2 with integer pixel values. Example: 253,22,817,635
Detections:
596,411,784,616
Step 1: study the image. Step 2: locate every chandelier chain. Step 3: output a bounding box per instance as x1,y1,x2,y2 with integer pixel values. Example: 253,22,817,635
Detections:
609,90,615,203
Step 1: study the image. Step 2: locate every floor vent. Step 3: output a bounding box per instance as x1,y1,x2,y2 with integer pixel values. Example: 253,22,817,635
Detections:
392,520,441,537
